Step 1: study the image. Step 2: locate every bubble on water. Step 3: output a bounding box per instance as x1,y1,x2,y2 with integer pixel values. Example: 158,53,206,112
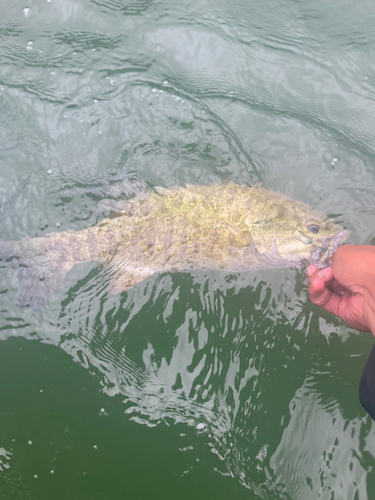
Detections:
162,80,168,85
109,78,114,85
195,422,208,435
46,0,51,3
56,222,62,228
23,7,30,16
28,440,32,445
47,169,52,175
331,157,338,166
26,41,33,50
93,445,98,450
34,475,38,478
50,470,54,474
152,88,157,93
98,131,102,135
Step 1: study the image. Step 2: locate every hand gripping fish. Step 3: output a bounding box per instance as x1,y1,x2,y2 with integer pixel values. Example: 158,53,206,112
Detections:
0,181,350,307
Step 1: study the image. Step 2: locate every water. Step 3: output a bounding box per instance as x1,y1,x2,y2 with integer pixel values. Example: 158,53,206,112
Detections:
1,0,375,498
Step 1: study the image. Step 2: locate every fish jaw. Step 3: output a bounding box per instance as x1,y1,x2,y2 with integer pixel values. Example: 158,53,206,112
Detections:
332,229,351,250
309,229,351,269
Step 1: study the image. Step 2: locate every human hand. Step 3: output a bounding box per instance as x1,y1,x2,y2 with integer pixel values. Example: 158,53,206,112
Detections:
307,245,375,334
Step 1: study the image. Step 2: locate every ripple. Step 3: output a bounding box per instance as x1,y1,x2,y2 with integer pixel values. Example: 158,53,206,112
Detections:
1,0,375,495
91,0,157,16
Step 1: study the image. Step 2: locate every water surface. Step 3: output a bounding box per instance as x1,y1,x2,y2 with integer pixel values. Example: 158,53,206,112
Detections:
1,0,375,498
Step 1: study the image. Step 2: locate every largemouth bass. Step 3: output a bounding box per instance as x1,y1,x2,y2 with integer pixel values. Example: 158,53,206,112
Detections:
0,181,349,307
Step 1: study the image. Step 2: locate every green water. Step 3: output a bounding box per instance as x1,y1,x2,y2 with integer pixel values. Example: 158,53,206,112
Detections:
1,0,375,498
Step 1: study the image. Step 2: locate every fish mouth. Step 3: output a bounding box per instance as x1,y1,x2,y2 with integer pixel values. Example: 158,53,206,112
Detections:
331,229,351,251
310,229,351,268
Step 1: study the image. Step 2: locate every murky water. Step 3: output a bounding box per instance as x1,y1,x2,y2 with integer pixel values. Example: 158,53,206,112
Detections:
1,0,375,498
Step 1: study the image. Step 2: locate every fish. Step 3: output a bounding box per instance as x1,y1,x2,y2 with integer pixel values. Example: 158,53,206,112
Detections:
0,181,350,307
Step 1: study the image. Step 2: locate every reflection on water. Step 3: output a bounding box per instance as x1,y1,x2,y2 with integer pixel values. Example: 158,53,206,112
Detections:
2,263,375,497
269,383,370,500
1,0,375,497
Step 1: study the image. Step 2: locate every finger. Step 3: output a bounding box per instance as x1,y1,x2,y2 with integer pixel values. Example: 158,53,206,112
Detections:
316,267,333,283
308,277,329,303
307,267,333,287
307,265,317,277
308,278,342,316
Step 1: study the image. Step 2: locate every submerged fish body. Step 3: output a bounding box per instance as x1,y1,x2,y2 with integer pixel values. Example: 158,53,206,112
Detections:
0,181,349,306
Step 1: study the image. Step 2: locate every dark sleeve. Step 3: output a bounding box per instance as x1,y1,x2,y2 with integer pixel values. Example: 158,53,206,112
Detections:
359,343,375,421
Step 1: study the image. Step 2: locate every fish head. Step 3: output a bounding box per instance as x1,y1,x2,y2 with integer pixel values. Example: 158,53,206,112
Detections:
272,199,350,269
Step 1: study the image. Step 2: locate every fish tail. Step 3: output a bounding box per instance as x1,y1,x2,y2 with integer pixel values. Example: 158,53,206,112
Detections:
0,240,21,261
0,237,47,261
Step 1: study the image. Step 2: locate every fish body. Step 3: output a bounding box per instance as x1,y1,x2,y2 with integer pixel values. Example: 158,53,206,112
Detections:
0,181,349,306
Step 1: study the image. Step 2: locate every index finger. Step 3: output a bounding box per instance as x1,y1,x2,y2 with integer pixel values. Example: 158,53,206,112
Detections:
308,268,342,317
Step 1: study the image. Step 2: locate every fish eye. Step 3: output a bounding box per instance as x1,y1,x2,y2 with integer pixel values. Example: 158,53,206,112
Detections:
307,223,320,234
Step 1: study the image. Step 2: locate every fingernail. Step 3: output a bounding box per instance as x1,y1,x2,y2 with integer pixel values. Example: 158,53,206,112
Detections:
318,269,327,279
310,280,315,289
